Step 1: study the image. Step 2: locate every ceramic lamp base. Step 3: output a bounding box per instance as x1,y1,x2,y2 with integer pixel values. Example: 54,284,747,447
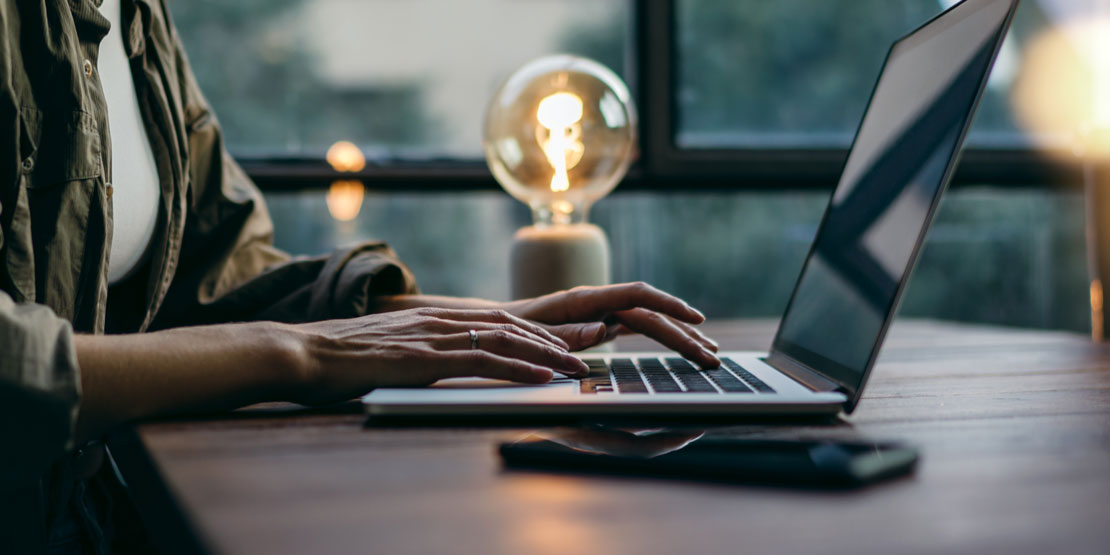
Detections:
510,223,611,300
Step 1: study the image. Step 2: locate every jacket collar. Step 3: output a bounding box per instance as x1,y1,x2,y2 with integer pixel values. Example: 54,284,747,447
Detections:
122,0,152,59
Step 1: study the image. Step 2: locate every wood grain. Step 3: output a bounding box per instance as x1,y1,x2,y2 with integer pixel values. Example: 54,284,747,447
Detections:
114,320,1110,555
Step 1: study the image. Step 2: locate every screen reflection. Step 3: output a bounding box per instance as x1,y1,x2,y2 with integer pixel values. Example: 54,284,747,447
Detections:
774,0,1014,388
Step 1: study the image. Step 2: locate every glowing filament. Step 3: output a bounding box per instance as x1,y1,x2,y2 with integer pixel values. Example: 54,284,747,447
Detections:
536,92,584,192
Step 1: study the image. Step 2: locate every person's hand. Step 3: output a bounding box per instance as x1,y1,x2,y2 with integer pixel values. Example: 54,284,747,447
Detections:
504,282,720,368
286,307,589,405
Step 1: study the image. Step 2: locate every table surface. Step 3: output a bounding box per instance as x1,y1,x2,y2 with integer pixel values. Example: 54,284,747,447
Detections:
112,320,1110,555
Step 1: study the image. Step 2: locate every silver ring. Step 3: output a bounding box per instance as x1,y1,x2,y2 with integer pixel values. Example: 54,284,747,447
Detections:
469,329,479,350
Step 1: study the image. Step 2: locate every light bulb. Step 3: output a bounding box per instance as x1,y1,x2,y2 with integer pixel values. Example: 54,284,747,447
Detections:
483,55,637,226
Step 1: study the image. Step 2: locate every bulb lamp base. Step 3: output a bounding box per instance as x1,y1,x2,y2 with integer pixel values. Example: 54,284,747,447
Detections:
510,223,611,300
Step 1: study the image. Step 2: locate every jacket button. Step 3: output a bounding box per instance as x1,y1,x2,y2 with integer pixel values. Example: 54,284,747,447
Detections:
106,184,114,198
83,60,93,78
21,158,33,172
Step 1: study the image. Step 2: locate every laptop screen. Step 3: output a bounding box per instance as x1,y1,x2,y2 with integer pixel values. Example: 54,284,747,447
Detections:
770,0,1016,397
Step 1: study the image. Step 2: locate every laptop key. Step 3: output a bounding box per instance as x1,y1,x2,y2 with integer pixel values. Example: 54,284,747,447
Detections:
721,358,777,393
643,370,682,392
670,368,718,393
582,358,610,378
611,366,648,393
666,358,697,370
664,358,715,392
704,369,753,393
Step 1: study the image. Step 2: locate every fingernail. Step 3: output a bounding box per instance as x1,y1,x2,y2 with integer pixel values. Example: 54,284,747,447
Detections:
688,305,706,321
575,359,590,375
701,347,720,367
562,357,589,377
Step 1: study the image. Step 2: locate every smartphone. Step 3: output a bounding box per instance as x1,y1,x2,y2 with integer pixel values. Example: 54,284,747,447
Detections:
499,433,918,488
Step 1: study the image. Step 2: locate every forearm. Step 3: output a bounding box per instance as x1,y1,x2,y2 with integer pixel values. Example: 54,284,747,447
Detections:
74,322,305,443
375,294,503,313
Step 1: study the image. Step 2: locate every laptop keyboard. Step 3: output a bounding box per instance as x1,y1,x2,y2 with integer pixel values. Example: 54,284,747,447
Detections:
582,357,776,394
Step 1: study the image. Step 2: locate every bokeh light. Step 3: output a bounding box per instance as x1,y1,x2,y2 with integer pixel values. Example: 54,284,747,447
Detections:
1012,17,1110,160
326,140,367,172
326,179,365,222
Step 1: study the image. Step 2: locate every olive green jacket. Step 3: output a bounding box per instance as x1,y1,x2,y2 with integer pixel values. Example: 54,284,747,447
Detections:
1,0,416,551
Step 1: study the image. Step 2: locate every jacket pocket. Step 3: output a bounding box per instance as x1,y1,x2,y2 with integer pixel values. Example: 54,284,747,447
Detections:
23,109,103,188
7,108,104,320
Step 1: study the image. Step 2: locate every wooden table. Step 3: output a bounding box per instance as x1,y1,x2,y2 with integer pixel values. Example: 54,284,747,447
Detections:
111,320,1110,555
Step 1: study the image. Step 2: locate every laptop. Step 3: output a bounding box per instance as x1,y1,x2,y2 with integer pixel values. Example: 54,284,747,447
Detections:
363,0,1020,419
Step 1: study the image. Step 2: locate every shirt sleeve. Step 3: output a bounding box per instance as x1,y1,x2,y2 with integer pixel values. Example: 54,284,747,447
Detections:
0,287,82,489
0,2,82,489
147,1,417,330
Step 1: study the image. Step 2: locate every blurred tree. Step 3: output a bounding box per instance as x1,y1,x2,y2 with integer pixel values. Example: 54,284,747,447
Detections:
170,0,439,154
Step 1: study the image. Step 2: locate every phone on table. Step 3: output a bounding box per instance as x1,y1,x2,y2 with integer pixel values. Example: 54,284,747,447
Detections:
499,431,918,488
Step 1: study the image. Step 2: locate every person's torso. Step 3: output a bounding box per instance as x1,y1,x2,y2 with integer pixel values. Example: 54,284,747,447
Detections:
2,0,188,335
97,0,161,286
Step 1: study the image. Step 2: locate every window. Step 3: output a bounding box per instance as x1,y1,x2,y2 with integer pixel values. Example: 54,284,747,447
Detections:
170,0,628,158
266,186,1087,331
675,0,1047,149
173,0,1094,333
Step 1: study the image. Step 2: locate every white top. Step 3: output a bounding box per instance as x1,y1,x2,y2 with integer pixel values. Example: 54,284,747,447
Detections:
98,0,161,285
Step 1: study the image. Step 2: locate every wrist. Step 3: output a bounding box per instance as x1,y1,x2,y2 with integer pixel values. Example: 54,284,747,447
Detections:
252,321,315,398
500,297,538,320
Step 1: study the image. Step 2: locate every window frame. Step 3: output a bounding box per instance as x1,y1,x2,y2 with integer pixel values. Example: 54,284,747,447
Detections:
238,0,1084,194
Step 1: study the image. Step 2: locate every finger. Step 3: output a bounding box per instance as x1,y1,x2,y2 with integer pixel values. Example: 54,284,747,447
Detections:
438,320,569,353
437,330,589,377
603,323,630,342
670,317,719,352
545,322,608,351
563,282,706,325
439,350,555,383
428,309,570,350
613,308,720,368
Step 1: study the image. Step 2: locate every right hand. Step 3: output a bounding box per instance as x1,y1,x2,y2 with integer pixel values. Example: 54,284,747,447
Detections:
284,307,591,405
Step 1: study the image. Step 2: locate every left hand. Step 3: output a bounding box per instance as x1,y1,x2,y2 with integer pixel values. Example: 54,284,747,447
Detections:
504,282,720,368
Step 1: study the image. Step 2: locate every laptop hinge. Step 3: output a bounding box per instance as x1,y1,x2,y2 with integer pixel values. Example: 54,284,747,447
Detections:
763,353,843,393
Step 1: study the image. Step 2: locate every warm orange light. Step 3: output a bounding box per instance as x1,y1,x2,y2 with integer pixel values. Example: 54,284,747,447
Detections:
1013,18,1110,160
1092,279,1104,340
326,179,365,222
326,140,366,172
500,475,606,555
536,91,585,193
